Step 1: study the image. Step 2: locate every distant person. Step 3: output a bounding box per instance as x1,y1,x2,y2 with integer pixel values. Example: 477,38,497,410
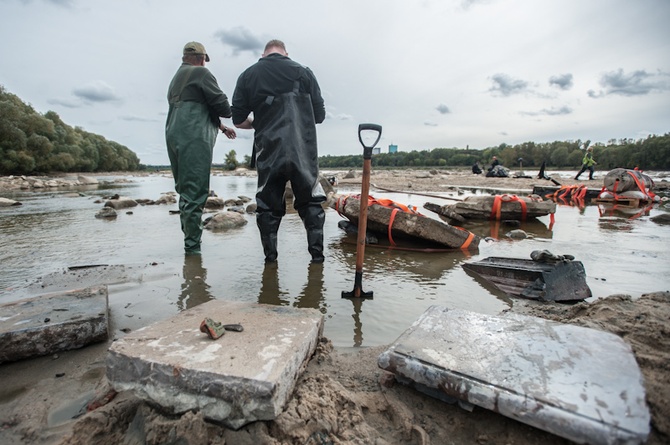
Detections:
472,162,482,174
232,39,326,264
488,156,500,172
166,41,237,255
575,147,597,180
486,156,504,177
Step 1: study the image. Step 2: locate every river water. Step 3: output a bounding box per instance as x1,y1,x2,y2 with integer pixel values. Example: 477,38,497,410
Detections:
1,172,669,348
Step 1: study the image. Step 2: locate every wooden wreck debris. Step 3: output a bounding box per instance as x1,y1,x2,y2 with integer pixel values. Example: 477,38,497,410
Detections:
328,193,480,251
532,185,602,201
425,194,556,222
462,251,592,302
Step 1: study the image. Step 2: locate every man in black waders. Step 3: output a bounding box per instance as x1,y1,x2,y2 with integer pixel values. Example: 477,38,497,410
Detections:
166,41,236,255
232,39,326,264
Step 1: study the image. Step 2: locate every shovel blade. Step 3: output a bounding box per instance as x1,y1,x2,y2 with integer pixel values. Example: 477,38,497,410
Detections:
342,271,373,299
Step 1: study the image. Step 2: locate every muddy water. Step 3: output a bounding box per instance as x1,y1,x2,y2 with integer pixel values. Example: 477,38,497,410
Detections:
1,174,668,347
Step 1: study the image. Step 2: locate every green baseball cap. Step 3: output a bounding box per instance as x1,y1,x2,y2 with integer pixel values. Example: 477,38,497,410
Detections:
183,41,210,62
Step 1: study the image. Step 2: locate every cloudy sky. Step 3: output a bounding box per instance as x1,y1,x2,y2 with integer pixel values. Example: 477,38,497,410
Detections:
1,0,668,166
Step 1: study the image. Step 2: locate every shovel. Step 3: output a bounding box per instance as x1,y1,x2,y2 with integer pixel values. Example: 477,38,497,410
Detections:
342,123,382,299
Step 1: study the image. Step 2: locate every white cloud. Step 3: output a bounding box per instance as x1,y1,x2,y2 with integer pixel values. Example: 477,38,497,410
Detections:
588,69,670,98
72,81,121,104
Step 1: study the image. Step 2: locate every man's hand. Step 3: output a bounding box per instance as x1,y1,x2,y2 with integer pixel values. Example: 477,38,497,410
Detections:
220,124,237,139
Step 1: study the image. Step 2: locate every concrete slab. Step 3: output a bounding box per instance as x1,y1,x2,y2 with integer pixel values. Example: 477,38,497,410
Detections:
0,286,109,363
106,300,323,429
378,306,650,445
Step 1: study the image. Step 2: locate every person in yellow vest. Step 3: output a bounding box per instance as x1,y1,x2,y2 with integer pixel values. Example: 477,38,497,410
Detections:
575,147,597,180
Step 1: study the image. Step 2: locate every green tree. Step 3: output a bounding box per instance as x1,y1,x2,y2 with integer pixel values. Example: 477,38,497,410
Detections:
0,85,141,174
224,150,239,170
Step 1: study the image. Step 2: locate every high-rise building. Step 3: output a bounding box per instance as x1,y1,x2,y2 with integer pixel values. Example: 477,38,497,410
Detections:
389,144,398,153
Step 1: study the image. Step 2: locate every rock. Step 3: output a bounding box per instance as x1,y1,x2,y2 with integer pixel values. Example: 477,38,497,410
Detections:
205,197,225,209
95,207,118,218
203,211,247,230
155,194,176,205
650,213,670,225
78,175,99,185
223,198,242,207
344,170,356,179
506,229,528,239
246,203,257,214
0,197,21,207
104,197,138,210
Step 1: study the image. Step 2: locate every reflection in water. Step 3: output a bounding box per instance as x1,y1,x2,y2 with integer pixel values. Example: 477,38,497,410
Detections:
178,255,214,310
336,240,470,282
295,263,325,311
598,203,654,221
350,298,365,347
258,263,290,306
468,218,554,241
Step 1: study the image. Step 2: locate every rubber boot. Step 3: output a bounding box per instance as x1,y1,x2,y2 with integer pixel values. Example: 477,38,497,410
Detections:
257,212,282,262
301,204,325,263
180,197,204,254
307,227,324,263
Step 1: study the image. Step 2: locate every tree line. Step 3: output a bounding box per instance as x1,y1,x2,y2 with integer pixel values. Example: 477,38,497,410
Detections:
3,84,667,175
0,85,140,174
317,135,670,171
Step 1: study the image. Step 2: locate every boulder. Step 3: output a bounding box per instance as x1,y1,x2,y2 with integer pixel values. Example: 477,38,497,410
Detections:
205,197,225,209
78,175,99,185
155,194,176,205
95,207,117,218
0,197,21,207
204,211,247,230
651,213,670,226
104,197,138,210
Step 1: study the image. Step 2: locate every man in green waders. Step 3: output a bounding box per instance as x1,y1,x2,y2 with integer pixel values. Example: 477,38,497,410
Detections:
231,39,326,264
166,42,236,255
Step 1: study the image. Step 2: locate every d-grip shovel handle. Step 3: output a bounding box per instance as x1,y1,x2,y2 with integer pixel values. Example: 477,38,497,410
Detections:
358,123,382,159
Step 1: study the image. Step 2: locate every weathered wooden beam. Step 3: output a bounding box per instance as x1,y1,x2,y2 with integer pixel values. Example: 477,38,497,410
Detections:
329,194,479,250
426,195,556,221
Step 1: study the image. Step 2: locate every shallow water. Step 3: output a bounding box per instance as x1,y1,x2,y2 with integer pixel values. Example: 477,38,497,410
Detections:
1,173,669,347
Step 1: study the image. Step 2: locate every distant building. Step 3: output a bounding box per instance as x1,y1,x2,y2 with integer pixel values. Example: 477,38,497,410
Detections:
372,147,381,155
389,144,398,153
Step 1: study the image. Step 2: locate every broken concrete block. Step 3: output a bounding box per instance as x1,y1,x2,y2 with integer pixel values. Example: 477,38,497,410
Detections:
106,300,323,429
0,286,109,363
378,306,650,445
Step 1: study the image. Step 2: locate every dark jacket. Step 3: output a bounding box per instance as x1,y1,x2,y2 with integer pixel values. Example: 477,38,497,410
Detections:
231,53,325,127
167,63,231,128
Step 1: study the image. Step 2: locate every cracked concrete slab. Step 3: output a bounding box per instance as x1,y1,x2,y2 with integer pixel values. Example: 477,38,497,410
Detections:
0,286,109,363
378,306,650,445
106,300,323,429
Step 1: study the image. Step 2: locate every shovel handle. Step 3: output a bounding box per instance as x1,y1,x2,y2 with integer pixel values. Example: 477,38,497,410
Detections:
358,123,382,159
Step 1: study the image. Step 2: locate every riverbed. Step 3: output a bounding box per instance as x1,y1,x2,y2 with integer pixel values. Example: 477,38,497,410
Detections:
1,171,669,348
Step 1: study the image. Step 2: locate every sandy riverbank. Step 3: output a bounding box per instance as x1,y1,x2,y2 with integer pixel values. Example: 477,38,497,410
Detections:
0,169,668,444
